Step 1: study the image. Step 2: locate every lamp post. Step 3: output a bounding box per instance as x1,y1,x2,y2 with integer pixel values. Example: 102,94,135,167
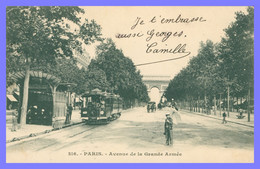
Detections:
67,84,71,105
226,75,231,118
247,82,251,122
219,93,222,116
214,95,216,115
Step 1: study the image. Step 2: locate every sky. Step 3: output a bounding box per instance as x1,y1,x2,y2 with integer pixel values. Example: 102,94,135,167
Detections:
81,6,248,78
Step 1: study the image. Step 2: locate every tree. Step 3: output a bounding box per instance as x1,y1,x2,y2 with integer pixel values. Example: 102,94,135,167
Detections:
218,7,254,98
6,6,102,125
32,58,88,94
87,39,149,106
165,7,254,115
219,7,254,120
166,41,220,100
84,60,110,91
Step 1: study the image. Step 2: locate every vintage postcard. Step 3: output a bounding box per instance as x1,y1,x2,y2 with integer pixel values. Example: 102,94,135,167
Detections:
6,6,254,163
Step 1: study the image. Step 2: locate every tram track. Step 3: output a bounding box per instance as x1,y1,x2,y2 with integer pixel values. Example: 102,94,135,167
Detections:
35,125,101,151
6,123,102,152
68,125,100,138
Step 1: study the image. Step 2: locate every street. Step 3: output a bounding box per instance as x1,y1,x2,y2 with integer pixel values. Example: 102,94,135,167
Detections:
6,107,254,163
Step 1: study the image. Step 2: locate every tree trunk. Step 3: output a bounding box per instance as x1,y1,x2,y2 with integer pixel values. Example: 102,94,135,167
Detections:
195,99,197,112
248,88,251,122
204,92,206,114
240,97,242,109
190,97,192,112
223,97,225,110
18,85,22,123
231,96,235,112
20,65,30,126
236,97,238,112
193,98,195,112
198,96,200,113
219,94,222,116
214,95,216,115
227,86,230,117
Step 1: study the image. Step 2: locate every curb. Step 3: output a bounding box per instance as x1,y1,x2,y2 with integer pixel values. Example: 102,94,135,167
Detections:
6,121,83,144
181,110,254,128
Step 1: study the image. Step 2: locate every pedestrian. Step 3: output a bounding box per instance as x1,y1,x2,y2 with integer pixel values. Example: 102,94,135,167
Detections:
222,112,227,124
238,109,244,118
158,103,162,110
68,104,73,121
164,112,173,146
100,99,105,111
65,105,71,124
147,104,150,113
171,99,178,111
27,106,32,124
32,105,38,124
40,108,46,125
52,115,57,128
11,110,18,132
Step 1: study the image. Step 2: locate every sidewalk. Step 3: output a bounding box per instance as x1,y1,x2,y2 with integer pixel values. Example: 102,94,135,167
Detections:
181,109,254,128
6,109,82,143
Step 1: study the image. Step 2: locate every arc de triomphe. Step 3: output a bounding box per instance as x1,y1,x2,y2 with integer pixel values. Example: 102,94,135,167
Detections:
142,75,171,102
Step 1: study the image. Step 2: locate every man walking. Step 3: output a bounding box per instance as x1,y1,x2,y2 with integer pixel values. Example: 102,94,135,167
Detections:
65,105,71,124
164,112,173,146
68,104,73,121
222,112,227,124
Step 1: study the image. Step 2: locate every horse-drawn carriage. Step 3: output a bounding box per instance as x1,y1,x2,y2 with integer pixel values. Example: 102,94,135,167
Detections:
147,101,156,113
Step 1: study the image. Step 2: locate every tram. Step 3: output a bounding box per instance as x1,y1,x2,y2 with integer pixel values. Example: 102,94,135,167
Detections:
81,89,123,124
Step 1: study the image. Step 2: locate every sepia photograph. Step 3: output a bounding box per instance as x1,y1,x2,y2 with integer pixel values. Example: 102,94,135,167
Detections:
5,6,254,163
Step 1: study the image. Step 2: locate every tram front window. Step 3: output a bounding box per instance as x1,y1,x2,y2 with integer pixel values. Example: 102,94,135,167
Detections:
85,96,101,107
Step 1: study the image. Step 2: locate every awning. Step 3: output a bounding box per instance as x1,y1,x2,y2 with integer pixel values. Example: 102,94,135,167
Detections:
10,70,76,91
7,95,18,102
10,71,61,86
